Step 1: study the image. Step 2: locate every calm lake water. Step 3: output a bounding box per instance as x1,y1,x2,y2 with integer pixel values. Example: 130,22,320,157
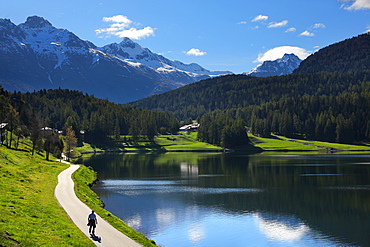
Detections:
80,152,370,247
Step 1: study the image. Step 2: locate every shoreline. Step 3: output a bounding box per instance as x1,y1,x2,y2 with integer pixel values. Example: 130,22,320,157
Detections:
80,148,226,154
76,134,370,156
71,163,157,247
55,164,143,247
78,147,370,156
73,147,370,245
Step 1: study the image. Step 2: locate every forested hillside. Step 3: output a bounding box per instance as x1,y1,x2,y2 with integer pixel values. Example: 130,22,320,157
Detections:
132,71,370,119
132,71,370,143
131,33,370,144
227,82,370,143
0,87,179,156
294,32,370,74
23,89,179,144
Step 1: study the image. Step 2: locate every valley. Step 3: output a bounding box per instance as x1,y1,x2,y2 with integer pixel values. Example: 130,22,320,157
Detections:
1,12,370,247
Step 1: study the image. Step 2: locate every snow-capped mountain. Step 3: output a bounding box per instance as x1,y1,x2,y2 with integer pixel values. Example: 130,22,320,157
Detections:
0,16,232,103
245,54,302,77
100,38,231,83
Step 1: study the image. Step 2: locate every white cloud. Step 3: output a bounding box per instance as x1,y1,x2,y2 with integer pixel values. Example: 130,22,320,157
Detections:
285,27,297,32
268,20,288,28
300,30,315,36
186,48,207,56
102,15,132,25
254,46,311,63
340,0,370,10
313,23,326,29
252,15,269,22
237,21,247,24
115,27,155,40
254,213,310,242
95,15,155,40
367,25,370,32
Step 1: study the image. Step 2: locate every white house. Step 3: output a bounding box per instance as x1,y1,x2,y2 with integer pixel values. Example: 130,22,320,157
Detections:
179,123,200,132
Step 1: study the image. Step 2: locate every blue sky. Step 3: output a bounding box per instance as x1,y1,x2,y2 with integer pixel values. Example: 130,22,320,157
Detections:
2,0,370,73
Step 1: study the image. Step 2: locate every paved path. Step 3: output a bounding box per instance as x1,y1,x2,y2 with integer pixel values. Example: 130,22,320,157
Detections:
54,164,142,247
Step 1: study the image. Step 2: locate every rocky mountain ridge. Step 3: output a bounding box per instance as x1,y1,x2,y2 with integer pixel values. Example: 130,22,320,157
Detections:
245,54,302,77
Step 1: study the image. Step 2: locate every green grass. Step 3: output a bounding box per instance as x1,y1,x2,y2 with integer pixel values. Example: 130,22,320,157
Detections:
75,142,104,154
76,132,370,154
248,134,320,151
274,135,370,151
154,132,222,151
0,140,155,246
248,133,370,152
75,133,222,154
0,145,94,247
72,165,157,247
110,132,223,152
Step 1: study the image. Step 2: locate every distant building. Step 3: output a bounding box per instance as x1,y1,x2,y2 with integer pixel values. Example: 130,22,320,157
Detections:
179,123,200,132
41,127,54,136
41,127,61,136
0,123,8,144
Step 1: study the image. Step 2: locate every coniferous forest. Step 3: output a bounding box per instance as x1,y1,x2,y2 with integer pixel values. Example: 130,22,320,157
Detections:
0,87,180,156
294,33,370,74
133,71,370,143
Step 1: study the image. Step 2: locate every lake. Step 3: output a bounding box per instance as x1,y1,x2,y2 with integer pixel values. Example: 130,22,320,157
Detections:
79,152,370,247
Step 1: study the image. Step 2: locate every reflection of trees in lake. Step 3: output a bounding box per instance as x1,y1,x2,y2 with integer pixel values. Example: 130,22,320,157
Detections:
83,153,370,246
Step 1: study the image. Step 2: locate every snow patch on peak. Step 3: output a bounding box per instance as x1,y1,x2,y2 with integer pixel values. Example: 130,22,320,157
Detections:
100,37,232,81
245,53,302,77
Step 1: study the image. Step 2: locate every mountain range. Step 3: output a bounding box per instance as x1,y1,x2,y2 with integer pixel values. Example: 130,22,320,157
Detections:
0,16,231,103
6,15,356,104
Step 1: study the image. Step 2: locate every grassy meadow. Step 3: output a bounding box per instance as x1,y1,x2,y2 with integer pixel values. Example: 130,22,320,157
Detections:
76,132,223,153
248,133,370,152
75,132,370,155
153,132,222,151
0,145,94,247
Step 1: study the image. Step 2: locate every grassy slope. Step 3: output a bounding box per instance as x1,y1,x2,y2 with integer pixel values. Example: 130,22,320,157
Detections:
77,132,370,154
248,133,370,152
76,132,223,153
0,142,155,247
0,145,94,247
154,132,222,151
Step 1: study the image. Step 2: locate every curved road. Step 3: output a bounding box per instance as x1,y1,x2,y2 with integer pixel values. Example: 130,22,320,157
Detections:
54,164,142,247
